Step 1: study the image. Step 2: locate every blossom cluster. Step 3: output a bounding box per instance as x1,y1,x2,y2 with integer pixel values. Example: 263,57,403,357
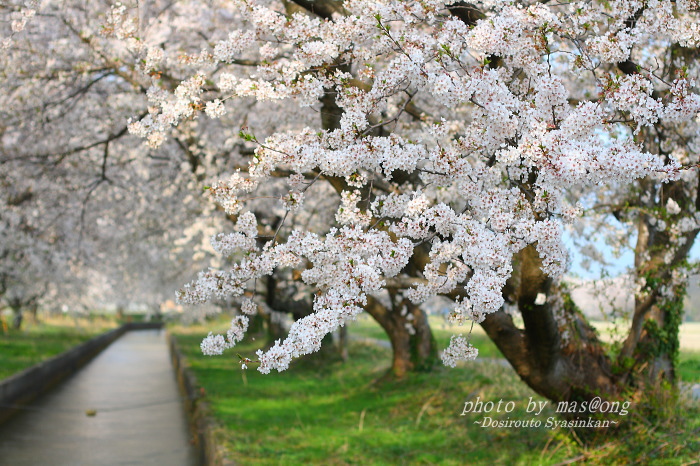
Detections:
441,335,479,368
201,316,250,355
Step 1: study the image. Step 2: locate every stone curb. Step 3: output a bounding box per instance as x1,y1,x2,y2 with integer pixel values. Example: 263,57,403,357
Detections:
0,322,162,425
168,332,231,466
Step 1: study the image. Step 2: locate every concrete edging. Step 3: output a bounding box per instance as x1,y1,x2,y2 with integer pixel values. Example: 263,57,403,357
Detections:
168,332,228,466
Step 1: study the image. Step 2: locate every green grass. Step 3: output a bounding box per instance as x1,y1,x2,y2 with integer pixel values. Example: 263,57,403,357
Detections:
679,352,700,383
171,320,700,465
348,316,700,382
347,314,503,359
0,316,117,380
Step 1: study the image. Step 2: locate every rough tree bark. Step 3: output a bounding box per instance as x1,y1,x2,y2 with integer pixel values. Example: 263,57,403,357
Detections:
481,246,620,406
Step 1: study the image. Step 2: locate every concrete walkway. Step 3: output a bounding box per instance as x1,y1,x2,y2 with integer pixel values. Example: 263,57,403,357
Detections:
0,329,197,465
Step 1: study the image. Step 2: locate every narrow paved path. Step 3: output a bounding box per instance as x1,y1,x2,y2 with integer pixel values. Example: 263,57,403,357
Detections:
0,329,197,465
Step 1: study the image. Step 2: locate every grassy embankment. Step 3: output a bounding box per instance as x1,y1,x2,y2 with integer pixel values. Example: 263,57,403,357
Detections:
0,315,118,381
170,315,700,464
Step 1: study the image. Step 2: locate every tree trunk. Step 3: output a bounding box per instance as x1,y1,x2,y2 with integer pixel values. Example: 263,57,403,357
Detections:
481,229,696,419
12,308,22,330
481,246,620,410
338,325,349,361
616,178,700,396
261,275,288,346
365,293,437,378
28,302,39,324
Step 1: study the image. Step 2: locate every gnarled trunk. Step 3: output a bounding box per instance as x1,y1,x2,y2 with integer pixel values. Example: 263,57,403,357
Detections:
484,231,695,418
482,245,620,408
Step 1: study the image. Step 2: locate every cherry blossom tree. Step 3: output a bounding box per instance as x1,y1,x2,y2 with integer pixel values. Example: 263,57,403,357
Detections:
0,176,49,329
2,0,432,366
0,0,235,323
3,0,700,413
124,0,700,409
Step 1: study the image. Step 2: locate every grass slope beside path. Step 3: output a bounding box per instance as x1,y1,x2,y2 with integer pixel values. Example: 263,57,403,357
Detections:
170,319,700,465
0,316,118,381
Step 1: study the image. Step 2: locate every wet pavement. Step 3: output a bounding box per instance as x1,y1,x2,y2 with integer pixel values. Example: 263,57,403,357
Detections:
0,329,197,465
